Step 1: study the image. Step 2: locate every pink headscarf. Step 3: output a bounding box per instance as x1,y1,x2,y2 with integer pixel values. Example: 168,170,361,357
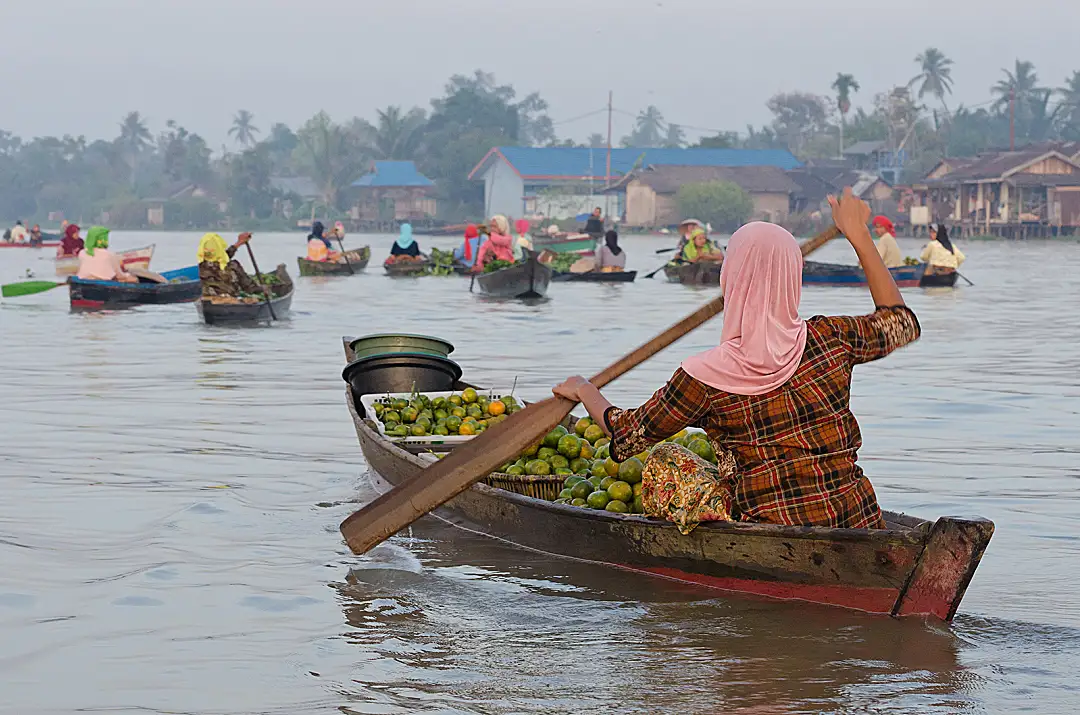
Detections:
514,218,530,235
680,222,807,396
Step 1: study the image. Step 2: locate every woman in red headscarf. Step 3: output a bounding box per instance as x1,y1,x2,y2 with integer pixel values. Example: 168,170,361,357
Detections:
453,224,487,270
57,223,84,258
871,215,902,268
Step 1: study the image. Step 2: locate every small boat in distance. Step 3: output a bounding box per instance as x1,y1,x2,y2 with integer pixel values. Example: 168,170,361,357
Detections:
69,266,201,311
197,268,294,325
56,244,155,276
803,261,927,288
297,247,371,276
474,252,552,298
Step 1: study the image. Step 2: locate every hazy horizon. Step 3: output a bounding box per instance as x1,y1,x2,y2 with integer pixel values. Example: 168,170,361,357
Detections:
3,0,1078,148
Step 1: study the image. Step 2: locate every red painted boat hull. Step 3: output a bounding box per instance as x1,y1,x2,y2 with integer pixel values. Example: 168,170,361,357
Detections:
341,339,993,621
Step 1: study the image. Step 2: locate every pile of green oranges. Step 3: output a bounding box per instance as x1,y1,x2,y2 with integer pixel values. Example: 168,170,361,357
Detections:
371,387,521,438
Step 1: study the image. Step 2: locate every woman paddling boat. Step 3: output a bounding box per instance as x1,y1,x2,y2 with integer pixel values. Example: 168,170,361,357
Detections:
57,223,84,259
595,230,626,272
474,215,516,271
452,224,486,270
680,228,723,264
388,223,422,261
871,215,903,268
921,223,965,277
513,218,533,261
77,227,137,283
306,221,341,263
553,189,920,534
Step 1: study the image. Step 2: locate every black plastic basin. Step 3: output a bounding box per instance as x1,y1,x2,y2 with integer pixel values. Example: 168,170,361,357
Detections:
342,352,463,398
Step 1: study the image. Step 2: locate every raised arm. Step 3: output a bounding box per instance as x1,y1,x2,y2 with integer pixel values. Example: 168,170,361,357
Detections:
829,188,904,308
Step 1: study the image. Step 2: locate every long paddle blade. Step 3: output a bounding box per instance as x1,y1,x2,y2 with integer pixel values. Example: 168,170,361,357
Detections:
338,224,841,555
2,280,65,298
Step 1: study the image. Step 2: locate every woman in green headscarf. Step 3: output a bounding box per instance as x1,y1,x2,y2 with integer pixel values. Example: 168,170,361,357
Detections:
76,227,138,282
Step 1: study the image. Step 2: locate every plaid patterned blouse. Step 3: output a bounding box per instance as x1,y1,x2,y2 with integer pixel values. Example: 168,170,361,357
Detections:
605,306,921,529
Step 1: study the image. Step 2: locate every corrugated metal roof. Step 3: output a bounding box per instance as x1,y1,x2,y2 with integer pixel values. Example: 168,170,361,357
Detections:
351,161,435,188
924,149,1078,183
469,147,801,180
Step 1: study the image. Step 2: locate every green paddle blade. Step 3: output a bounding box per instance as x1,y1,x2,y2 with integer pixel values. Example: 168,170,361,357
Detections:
2,280,64,298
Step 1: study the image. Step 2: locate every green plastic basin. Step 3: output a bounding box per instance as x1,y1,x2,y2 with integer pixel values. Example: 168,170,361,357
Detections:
349,333,455,361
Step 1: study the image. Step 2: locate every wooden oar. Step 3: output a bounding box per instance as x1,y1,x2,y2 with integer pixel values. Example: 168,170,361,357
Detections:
655,246,678,254
339,225,842,555
956,271,974,286
336,236,355,275
243,242,277,321
1,280,65,298
643,260,672,280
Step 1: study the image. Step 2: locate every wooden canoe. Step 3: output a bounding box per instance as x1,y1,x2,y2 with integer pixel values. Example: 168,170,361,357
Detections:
341,340,993,622
0,240,61,248
55,244,155,276
297,247,371,276
196,270,294,325
919,270,960,288
552,270,637,283
664,261,723,286
532,233,597,255
69,265,201,310
803,261,927,288
384,259,431,276
474,252,552,298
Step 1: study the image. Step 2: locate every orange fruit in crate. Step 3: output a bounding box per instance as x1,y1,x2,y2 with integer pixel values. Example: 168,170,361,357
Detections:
487,400,506,416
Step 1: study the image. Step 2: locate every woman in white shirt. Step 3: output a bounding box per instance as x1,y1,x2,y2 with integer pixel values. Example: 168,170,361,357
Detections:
921,224,965,274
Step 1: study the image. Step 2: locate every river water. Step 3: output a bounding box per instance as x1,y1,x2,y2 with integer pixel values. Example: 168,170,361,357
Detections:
1,231,1077,714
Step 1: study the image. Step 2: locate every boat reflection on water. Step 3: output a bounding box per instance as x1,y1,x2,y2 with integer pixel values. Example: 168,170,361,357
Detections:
332,519,970,714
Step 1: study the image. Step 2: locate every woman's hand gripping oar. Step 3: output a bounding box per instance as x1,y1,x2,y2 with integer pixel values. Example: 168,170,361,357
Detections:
339,225,842,555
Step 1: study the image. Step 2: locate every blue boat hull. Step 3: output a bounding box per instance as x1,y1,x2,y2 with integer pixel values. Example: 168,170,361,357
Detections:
803,261,927,287
69,266,201,310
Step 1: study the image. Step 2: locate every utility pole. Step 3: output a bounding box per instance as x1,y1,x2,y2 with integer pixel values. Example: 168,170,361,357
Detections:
1009,86,1016,151
605,91,613,219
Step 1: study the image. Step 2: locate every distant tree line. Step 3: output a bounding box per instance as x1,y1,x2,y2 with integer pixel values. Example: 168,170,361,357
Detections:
3,55,1080,228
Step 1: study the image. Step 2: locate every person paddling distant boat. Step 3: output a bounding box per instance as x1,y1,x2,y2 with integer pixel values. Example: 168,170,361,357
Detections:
871,215,903,268
306,221,341,263
453,224,487,270
921,223,965,275
474,215,515,271
553,188,920,533
595,230,626,272
77,227,137,282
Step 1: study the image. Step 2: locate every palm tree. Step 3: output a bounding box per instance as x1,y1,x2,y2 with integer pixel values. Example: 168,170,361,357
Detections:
229,110,260,147
1057,71,1080,139
586,133,606,148
633,106,665,146
910,48,955,116
118,111,151,188
993,60,1040,110
357,105,427,160
294,111,366,209
663,123,686,148
831,73,860,156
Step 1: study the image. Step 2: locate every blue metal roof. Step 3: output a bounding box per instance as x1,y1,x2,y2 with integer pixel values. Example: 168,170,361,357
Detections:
470,147,801,180
351,161,435,188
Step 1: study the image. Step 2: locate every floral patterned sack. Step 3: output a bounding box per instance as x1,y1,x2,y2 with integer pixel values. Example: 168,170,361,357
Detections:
641,442,738,535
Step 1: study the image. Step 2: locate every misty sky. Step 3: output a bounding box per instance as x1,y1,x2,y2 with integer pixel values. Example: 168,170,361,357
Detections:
2,0,1078,151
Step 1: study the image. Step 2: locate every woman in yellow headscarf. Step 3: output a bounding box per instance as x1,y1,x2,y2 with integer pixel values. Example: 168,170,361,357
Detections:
198,232,262,296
